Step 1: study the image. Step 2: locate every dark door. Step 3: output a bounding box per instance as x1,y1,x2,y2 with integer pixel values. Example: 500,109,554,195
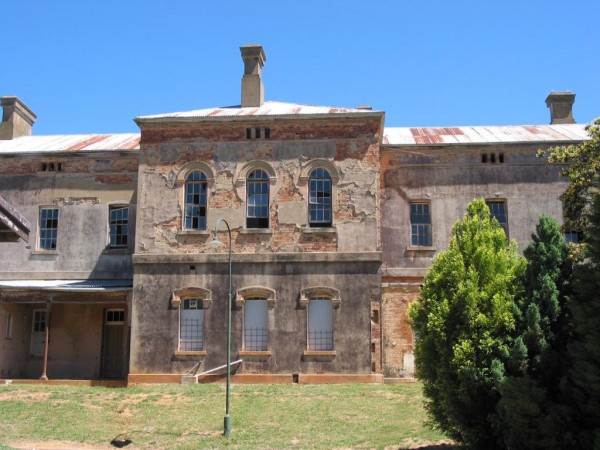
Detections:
101,309,125,378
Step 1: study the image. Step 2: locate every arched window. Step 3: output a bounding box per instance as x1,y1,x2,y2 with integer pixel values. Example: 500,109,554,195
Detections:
246,169,269,228
243,297,269,351
309,168,332,227
184,171,207,230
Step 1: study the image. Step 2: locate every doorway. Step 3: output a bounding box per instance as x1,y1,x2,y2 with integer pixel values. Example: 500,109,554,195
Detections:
101,309,125,379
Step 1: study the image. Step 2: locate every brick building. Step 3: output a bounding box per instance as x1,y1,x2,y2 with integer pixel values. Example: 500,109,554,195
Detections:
0,46,590,383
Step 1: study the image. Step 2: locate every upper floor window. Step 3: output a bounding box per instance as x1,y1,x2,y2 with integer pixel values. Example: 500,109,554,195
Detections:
486,200,508,235
109,206,128,247
246,169,269,228
184,171,208,230
410,202,432,246
564,230,583,244
39,207,58,250
309,168,332,228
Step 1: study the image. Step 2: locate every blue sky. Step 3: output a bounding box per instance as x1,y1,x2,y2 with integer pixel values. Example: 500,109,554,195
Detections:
3,1,598,134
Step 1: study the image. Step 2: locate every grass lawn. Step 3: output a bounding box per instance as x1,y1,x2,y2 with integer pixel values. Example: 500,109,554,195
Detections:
0,382,452,450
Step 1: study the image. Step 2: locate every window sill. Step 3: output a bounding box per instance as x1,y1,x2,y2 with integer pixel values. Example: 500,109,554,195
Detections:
177,230,210,236
239,228,273,235
303,350,336,357
103,247,131,254
174,350,207,357
405,246,437,252
239,350,272,357
302,227,336,234
31,250,59,256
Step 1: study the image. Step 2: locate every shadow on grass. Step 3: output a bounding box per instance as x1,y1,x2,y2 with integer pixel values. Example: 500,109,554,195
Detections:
402,445,456,450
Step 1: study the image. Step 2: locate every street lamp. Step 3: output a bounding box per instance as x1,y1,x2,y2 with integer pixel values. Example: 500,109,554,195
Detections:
208,218,233,437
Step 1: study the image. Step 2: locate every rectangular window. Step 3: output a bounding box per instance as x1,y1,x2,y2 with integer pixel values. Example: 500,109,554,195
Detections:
180,299,204,351
109,206,129,247
486,201,508,235
5,312,12,339
410,202,432,246
39,207,59,250
564,230,583,243
244,298,268,351
307,298,334,351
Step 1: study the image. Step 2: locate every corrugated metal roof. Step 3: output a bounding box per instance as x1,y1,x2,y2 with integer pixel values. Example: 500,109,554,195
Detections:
383,124,590,146
0,279,132,292
0,133,140,154
136,101,379,121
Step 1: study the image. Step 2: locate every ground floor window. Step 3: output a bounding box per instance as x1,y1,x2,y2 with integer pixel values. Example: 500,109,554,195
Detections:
180,298,204,351
307,297,334,351
4,312,12,339
30,310,47,357
244,297,268,351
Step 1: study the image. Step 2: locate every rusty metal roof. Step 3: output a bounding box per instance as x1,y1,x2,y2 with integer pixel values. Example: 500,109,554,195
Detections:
383,124,590,146
0,133,140,154
136,101,379,121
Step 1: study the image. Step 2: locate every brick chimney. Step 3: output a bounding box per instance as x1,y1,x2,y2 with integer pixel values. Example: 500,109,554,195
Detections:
545,91,575,124
0,96,37,140
240,45,266,107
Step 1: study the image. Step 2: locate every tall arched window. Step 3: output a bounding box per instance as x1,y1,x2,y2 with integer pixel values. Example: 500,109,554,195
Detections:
309,168,332,227
246,169,269,228
184,171,207,230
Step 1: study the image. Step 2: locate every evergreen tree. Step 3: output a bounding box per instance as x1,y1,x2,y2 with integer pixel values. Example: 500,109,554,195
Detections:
564,192,600,448
496,216,574,449
408,199,524,449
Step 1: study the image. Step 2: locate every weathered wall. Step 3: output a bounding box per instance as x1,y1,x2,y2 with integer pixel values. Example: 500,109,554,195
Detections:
0,304,27,378
0,153,138,279
130,254,380,375
135,117,382,255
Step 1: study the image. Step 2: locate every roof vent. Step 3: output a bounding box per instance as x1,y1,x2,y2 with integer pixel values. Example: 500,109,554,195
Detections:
545,91,575,124
356,105,373,111
0,96,37,140
240,45,266,108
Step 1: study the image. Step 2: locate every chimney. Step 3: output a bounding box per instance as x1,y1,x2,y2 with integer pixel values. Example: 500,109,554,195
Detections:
240,45,266,107
0,96,37,140
545,91,575,124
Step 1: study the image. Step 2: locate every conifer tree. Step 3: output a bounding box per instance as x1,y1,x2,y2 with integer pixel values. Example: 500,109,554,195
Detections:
409,199,524,449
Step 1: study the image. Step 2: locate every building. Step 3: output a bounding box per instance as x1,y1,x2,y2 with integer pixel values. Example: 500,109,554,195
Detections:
0,46,590,383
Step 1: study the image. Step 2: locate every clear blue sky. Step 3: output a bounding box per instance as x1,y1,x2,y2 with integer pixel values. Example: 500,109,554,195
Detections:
3,1,598,135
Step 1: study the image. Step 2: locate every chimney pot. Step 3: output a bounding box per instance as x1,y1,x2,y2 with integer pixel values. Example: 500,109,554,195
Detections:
0,96,37,140
545,91,575,124
240,45,266,107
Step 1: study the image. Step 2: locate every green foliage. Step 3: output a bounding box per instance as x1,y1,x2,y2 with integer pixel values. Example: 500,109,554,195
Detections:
496,216,575,449
564,192,600,448
541,118,600,231
409,198,524,449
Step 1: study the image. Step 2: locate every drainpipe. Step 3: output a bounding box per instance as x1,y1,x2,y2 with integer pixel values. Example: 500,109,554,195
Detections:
40,295,52,381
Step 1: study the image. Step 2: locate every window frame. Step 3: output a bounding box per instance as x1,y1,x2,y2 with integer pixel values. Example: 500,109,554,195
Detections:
486,200,509,236
179,298,205,352
243,297,269,351
108,205,129,248
246,169,270,229
307,297,334,351
308,168,333,228
183,170,208,231
409,201,432,247
5,312,12,339
38,207,59,250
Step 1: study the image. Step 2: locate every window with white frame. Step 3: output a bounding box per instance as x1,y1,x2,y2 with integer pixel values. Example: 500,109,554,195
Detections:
39,207,58,250
184,171,208,230
179,298,204,351
246,169,269,228
486,200,508,235
307,297,334,351
410,202,432,246
5,312,12,339
309,168,333,228
109,206,128,247
244,297,268,351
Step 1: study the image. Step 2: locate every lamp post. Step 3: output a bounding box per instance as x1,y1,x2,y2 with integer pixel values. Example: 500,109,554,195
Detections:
208,218,233,437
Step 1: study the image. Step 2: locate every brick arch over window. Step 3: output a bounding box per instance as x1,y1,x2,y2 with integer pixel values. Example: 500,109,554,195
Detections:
298,286,341,309
234,160,277,187
299,159,340,184
175,162,215,185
